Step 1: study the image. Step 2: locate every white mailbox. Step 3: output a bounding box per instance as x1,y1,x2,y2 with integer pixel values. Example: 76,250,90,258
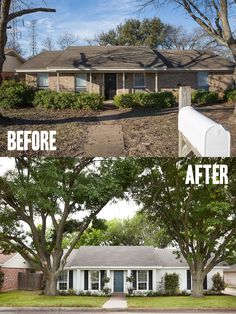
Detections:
179,106,230,157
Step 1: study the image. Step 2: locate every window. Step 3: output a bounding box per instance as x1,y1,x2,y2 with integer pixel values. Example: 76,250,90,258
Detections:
37,73,49,89
134,73,146,89
58,270,68,290
138,270,148,290
75,73,87,92
198,72,209,90
90,270,99,290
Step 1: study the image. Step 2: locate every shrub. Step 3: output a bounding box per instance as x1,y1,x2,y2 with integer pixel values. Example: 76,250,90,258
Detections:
212,273,226,292
102,287,111,295
224,88,236,102
33,90,104,110
192,89,219,105
164,273,180,295
0,80,35,109
114,91,176,109
0,271,4,289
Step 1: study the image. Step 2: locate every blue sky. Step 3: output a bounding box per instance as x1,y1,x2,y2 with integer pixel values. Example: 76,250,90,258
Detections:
11,0,197,55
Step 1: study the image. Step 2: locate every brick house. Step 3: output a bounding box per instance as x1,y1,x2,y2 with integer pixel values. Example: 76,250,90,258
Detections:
0,252,32,291
16,46,235,100
3,49,25,80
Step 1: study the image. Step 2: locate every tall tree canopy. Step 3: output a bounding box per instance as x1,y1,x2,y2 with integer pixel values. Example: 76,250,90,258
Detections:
63,213,170,248
132,158,236,297
0,157,138,296
94,18,167,49
139,0,236,63
0,0,55,84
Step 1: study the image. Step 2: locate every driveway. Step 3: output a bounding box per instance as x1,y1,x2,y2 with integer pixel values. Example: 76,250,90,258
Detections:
225,288,236,296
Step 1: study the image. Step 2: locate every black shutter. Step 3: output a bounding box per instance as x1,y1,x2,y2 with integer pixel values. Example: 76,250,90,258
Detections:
84,270,88,290
203,275,207,290
101,270,105,289
187,270,191,290
131,270,137,290
149,270,153,290
69,270,73,289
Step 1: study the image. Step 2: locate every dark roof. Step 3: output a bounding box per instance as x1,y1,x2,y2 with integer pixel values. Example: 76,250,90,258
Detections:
18,51,63,70
65,246,228,268
156,50,234,70
4,49,25,63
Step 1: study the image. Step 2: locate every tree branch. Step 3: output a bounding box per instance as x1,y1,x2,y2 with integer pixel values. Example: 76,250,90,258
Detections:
8,7,56,21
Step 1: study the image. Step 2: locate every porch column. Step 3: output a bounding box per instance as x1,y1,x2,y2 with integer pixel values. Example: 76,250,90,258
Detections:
153,269,157,291
123,72,125,94
77,269,81,291
155,72,158,93
57,72,60,92
90,72,92,93
107,270,111,290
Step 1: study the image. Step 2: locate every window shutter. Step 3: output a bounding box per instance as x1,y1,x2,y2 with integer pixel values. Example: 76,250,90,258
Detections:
149,270,153,290
101,270,105,289
131,270,137,290
69,270,73,289
203,275,207,290
187,270,191,290
84,270,88,290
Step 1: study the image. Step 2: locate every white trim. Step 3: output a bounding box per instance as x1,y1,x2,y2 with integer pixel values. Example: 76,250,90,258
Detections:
137,270,149,291
65,265,229,270
155,72,158,92
133,72,146,89
90,72,92,93
57,72,60,92
123,72,125,93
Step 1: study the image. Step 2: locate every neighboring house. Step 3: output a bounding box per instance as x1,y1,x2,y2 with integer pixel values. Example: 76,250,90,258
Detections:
0,252,32,291
15,46,235,100
57,246,228,294
3,49,25,80
224,265,236,287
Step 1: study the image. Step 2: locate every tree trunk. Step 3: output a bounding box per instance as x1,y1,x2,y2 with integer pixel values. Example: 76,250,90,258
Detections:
191,269,204,298
44,272,58,296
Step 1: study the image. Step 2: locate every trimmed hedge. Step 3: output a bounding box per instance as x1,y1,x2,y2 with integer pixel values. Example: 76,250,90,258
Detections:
114,91,176,109
0,80,35,109
33,90,104,110
224,88,236,102
164,273,180,296
192,89,219,105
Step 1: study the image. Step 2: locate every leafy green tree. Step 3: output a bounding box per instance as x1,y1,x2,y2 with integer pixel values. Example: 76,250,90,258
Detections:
0,157,138,296
63,213,170,248
132,158,236,297
95,18,166,49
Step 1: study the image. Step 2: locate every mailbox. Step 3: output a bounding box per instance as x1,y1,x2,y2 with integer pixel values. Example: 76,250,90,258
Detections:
179,106,230,157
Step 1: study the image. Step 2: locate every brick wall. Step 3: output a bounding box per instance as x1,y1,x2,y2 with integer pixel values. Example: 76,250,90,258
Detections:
209,72,234,95
25,73,37,87
158,72,198,90
0,268,29,291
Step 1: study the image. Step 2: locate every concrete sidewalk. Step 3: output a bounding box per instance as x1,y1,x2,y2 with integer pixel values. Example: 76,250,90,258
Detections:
102,294,128,309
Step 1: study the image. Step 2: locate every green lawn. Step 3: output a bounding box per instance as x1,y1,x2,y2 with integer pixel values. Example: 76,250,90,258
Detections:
127,296,236,309
0,291,108,307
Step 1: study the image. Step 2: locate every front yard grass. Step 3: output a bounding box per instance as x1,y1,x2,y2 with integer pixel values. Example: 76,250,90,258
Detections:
127,296,236,309
0,291,108,307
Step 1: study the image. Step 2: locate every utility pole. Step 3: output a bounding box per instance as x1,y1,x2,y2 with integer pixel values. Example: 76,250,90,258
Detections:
7,0,23,52
30,20,38,56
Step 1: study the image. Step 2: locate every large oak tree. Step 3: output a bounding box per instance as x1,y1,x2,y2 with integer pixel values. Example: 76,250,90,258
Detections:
0,0,55,84
0,157,138,296
132,158,236,297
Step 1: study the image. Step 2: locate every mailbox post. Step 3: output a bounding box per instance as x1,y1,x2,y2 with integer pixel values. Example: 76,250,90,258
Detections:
178,86,231,157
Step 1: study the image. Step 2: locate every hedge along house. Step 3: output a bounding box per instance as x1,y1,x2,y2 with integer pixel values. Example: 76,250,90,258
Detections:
58,246,228,294
15,46,235,100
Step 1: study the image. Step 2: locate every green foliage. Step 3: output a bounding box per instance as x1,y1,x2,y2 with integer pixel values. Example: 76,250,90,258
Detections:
97,18,167,49
0,271,4,289
164,273,180,295
114,92,176,109
0,80,35,109
191,89,219,105
33,90,104,110
224,89,236,102
212,273,226,292
102,287,111,296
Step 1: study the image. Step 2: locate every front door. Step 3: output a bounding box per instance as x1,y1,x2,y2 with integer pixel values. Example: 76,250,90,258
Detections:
114,271,124,292
104,73,117,100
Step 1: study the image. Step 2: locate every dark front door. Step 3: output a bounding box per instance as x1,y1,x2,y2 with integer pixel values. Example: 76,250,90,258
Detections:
114,271,124,292
105,73,117,100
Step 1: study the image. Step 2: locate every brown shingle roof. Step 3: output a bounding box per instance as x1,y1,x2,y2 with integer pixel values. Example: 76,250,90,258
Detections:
18,51,63,70
156,49,234,70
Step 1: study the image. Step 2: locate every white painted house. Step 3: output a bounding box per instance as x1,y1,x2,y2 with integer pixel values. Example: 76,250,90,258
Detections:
58,246,228,294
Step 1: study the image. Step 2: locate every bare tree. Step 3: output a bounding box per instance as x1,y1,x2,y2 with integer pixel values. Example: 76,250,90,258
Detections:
138,0,236,63
0,0,56,84
42,35,55,51
57,32,78,50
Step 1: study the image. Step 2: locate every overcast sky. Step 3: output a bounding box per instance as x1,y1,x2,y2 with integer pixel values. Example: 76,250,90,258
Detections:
0,158,139,220
10,0,197,56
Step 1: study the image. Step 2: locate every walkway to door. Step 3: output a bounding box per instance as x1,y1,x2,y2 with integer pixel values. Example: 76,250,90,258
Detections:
102,294,127,309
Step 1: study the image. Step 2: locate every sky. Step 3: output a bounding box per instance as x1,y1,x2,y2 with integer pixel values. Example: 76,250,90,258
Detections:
9,0,197,56
0,158,139,220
